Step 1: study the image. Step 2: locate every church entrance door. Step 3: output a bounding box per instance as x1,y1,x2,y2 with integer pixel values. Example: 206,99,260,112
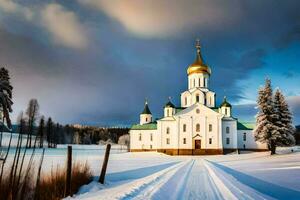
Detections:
195,140,201,149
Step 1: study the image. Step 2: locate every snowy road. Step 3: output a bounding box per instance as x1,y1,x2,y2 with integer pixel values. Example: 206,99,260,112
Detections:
70,150,300,200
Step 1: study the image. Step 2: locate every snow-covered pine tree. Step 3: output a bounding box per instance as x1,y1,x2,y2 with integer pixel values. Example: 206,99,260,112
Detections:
254,78,278,154
0,67,13,129
274,89,295,146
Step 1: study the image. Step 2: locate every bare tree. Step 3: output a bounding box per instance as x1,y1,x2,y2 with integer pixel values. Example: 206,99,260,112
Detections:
25,99,39,148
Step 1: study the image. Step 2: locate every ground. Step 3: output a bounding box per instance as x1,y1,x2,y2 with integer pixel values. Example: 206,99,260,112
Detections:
2,133,300,200
68,149,300,200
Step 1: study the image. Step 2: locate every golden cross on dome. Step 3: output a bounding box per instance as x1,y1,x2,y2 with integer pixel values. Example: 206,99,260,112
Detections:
195,38,201,50
145,98,148,105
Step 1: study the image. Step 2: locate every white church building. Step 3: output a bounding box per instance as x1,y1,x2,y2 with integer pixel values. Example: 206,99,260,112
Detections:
129,41,267,155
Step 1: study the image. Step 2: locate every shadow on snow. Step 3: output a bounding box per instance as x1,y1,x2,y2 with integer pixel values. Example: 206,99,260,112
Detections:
208,161,300,200
104,161,180,183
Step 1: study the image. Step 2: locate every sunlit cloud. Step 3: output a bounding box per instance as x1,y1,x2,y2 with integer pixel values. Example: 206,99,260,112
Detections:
41,3,88,49
79,0,242,38
0,1,88,49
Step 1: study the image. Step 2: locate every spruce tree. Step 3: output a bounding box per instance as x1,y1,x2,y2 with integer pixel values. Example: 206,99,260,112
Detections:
0,67,13,129
274,89,295,146
254,78,278,154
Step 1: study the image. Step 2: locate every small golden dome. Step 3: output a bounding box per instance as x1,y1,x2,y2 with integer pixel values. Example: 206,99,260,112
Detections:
187,40,211,76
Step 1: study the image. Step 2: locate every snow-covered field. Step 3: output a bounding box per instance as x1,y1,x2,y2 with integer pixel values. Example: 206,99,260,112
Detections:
2,133,300,200
67,148,300,200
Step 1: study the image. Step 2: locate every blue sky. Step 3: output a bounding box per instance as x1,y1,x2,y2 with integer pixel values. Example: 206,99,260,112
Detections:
0,0,299,125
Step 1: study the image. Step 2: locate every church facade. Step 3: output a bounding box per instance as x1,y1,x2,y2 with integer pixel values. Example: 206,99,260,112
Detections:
129,41,267,155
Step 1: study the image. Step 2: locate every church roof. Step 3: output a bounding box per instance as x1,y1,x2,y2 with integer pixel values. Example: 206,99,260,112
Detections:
164,99,175,108
237,121,255,130
131,122,157,130
220,96,232,107
141,102,152,114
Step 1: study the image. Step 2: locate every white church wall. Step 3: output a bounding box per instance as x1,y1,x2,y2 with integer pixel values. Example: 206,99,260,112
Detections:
180,91,192,107
237,130,268,150
206,91,215,107
129,129,158,150
158,119,178,149
222,120,238,149
140,114,152,125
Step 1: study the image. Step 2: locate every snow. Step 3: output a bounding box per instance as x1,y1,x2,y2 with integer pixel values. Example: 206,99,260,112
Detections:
68,149,300,200
2,133,300,200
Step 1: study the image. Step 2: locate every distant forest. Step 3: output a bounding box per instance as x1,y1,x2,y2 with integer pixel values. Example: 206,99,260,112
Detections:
11,124,129,145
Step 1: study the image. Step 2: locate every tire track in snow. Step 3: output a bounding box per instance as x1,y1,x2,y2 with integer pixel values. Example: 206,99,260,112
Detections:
148,159,195,200
119,159,194,200
204,160,269,200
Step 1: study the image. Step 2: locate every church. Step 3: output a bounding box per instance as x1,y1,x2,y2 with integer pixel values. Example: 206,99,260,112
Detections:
129,40,267,155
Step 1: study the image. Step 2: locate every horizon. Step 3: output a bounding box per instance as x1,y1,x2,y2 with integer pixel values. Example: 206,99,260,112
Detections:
0,0,299,126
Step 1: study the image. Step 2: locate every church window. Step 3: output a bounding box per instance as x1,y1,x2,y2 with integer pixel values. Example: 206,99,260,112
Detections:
183,124,186,132
166,138,170,144
193,79,195,87
150,133,153,141
167,109,169,116
196,94,200,103
225,108,228,115
243,133,246,141
185,97,187,105
209,138,212,144
139,133,142,141
226,127,230,134
198,78,201,87
204,78,206,87
243,144,246,149
150,145,152,149
209,97,212,105
196,109,200,114
146,118,148,122
196,124,200,132
183,138,186,144
226,138,230,144
209,124,212,132
166,127,170,134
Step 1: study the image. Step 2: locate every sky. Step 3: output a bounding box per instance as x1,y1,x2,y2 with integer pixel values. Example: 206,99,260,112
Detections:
0,0,299,126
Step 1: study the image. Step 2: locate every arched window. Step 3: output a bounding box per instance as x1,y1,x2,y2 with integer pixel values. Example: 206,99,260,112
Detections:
198,78,201,87
196,124,200,132
243,133,246,141
166,127,170,134
209,124,212,132
193,79,195,87
226,127,230,134
150,133,153,141
225,108,228,115
139,133,142,141
146,118,148,122
167,109,169,116
185,97,187,105
196,94,200,103
183,124,186,132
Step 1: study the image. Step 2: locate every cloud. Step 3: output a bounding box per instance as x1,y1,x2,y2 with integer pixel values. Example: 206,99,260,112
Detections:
275,25,300,49
233,96,300,125
78,0,242,38
0,1,88,49
0,0,33,20
41,3,88,49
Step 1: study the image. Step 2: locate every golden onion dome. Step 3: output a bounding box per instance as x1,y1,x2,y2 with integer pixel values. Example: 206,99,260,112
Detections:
187,40,211,76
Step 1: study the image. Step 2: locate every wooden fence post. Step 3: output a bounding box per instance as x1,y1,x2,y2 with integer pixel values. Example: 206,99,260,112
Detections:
65,145,72,197
99,144,111,184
